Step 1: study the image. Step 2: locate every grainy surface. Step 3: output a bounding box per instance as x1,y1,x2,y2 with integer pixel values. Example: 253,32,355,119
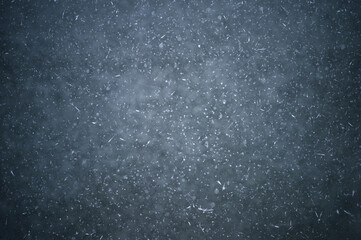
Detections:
1,0,360,239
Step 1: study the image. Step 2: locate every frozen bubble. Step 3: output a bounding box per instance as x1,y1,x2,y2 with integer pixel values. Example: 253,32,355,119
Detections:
214,188,219,194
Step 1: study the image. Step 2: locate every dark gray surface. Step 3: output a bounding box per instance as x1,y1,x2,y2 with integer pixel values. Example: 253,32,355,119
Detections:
1,0,360,239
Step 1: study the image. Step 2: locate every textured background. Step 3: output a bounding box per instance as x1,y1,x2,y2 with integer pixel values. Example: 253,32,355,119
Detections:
1,0,360,239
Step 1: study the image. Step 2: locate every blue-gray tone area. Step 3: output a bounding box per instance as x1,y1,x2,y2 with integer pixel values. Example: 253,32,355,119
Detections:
1,0,360,239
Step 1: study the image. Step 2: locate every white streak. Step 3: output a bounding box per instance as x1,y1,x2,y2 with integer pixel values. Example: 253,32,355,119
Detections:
197,207,213,213
70,103,80,112
108,135,115,143
344,210,353,216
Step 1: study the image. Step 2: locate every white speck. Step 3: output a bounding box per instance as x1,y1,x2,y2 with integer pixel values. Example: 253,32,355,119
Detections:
352,190,355,197
115,74,121,77
199,224,205,232
119,137,125,141
336,209,339,214
135,109,140,112
260,7,264,14
290,114,296,119
316,153,325,156
75,15,79,20
159,42,164,48
105,48,111,59
10,170,15,176
91,122,97,125
222,184,226,191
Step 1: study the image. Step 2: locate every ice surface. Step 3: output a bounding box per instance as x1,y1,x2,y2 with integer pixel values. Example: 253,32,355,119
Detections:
1,0,360,239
